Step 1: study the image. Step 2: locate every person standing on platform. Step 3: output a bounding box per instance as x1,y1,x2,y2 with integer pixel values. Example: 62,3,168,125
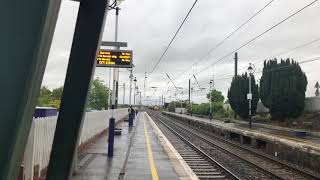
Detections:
129,106,135,119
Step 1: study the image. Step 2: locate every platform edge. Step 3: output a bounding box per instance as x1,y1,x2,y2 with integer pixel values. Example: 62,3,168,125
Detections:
144,112,199,180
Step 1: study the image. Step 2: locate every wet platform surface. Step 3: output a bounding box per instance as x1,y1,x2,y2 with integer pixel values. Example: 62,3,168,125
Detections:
166,112,320,145
72,112,179,180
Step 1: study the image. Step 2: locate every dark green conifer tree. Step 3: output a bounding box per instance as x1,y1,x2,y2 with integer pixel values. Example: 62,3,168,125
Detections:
260,58,307,119
228,73,259,119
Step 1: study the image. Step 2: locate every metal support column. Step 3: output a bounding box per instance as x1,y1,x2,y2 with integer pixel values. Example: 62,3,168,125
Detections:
128,70,133,127
113,7,120,109
188,79,191,115
0,0,61,180
234,52,238,77
46,0,108,179
0,0,62,179
123,83,126,105
249,73,252,129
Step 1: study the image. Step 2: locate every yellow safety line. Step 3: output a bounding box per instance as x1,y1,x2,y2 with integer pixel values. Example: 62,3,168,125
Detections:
143,115,159,180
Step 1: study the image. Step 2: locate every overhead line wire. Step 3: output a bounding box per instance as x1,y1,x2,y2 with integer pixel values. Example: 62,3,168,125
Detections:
181,56,320,98
148,0,198,77
196,0,319,75
173,0,275,81
193,74,201,88
214,37,320,78
200,56,320,85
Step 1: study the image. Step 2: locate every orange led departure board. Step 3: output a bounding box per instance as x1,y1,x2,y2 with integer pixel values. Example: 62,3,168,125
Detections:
97,49,133,68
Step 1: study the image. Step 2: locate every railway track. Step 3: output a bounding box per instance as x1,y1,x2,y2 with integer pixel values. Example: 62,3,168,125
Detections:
148,110,320,180
150,112,240,180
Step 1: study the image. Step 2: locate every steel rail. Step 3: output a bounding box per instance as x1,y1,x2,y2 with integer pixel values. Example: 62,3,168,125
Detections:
159,113,320,180
153,114,240,180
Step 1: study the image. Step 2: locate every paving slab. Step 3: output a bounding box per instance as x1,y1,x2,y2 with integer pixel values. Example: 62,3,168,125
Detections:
123,112,178,180
71,112,180,180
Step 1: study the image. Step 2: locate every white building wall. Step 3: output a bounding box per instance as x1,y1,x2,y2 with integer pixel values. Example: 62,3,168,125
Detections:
305,97,320,112
175,108,187,114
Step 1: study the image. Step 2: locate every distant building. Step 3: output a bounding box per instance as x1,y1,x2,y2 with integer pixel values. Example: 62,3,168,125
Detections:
223,99,231,110
305,96,320,113
175,108,187,114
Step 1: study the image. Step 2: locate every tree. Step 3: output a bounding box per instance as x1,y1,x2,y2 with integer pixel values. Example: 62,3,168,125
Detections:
50,86,64,108
207,89,224,104
52,86,63,100
315,81,319,97
260,58,307,119
37,86,53,107
87,78,109,110
168,101,176,112
228,73,259,119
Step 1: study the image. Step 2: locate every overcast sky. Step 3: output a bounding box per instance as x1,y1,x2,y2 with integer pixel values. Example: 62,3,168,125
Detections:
42,0,320,105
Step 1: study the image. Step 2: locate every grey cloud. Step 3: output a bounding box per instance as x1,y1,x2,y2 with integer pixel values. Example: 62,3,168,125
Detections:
42,0,320,104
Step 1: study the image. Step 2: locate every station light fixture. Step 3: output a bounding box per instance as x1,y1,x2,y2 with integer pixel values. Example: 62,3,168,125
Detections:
247,63,255,74
116,0,125,5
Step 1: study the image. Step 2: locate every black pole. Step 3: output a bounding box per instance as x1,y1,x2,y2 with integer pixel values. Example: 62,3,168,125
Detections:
115,81,119,109
46,0,108,179
188,79,191,103
161,94,164,108
188,79,191,115
0,0,61,178
234,52,238,119
234,52,238,77
108,118,115,156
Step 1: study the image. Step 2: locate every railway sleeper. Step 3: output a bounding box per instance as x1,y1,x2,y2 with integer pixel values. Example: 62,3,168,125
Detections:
192,168,218,172
183,157,207,161
197,175,226,179
187,163,212,166
180,154,202,157
188,165,215,168
196,172,223,176
184,159,207,161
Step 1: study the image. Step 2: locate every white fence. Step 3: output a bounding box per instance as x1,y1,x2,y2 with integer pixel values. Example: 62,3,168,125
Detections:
23,108,127,180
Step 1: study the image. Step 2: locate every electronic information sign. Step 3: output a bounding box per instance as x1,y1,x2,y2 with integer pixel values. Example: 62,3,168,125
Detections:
97,49,133,68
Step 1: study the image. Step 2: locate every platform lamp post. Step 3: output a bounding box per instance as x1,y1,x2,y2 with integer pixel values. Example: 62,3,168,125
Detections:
190,87,193,116
209,80,213,120
150,86,157,107
127,70,134,127
247,63,255,129
180,90,183,114
107,0,126,158
133,77,137,106
135,87,139,106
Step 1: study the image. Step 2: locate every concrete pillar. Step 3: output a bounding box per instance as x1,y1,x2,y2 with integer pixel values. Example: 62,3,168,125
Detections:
251,138,257,148
225,132,230,139
240,135,244,144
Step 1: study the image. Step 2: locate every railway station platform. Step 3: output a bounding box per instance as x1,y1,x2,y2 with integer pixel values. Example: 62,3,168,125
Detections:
164,112,320,145
71,112,196,180
162,111,320,172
